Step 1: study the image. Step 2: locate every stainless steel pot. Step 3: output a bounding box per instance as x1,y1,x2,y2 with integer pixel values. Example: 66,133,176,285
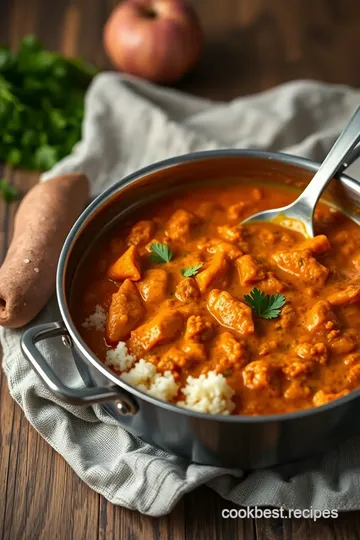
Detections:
20,149,360,469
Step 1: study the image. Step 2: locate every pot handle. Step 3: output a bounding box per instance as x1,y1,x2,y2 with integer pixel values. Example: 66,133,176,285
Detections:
21,321,138,415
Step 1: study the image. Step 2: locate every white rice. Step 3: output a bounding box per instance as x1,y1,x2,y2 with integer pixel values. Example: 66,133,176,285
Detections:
105,341,136,372
178,371,235,415
121,359,179,402
82,305,106,331
104,341,235,414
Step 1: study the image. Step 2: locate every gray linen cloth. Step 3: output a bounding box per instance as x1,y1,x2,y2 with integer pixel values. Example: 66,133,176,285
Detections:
3,72,360,516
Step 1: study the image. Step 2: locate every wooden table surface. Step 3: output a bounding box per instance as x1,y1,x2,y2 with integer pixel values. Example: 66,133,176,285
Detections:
2,0,360,538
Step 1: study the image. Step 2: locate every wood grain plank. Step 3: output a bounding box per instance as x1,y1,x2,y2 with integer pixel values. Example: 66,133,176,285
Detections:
184,486,255,540
99,496,185,540
8,0,40,48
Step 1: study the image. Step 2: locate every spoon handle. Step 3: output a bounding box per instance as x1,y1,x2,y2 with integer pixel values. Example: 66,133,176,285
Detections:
298,106,360,209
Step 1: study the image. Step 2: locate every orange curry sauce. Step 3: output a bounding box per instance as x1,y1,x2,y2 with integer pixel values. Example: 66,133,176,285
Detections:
74,182,360,415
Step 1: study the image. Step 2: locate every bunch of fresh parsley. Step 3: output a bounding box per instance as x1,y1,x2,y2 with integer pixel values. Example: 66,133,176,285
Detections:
0,35,98,172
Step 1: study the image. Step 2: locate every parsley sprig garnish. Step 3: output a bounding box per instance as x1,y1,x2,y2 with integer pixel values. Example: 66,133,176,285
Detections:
180,263,203,277
244,287,286,320
149,242,173,264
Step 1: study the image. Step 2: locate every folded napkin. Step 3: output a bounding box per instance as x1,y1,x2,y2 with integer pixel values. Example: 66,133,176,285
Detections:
3,73,360,516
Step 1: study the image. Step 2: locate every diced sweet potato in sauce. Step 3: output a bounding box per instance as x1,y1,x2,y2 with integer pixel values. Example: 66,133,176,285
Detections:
137,268,168,304
273,248,329,287
328,285,360,306
108,245,141,281
196,251,229,292
207,289,254,336
77,180,360,416
236,255,266,285
304,301,338,333
106,279,144,342
129,309,183,354
300,235,331,254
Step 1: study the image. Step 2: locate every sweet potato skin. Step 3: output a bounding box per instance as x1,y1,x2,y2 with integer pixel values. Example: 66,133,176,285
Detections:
0,173,89,328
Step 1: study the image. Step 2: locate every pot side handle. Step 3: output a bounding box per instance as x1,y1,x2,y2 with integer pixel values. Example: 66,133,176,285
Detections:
20,321,138,415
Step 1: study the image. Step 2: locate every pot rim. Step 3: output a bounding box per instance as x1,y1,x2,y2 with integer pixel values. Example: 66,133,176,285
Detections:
56,148,360,423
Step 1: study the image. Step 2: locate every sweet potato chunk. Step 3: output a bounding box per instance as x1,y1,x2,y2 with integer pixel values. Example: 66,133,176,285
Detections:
196,252,229,292
175,277,200,302
108,245,141,281
328,285,360,306
272,248,329,287
127,220,154,247
236,255,266,285
129,309,183,353
106,279,144,342
207,289,254,336
304,300,338,333
137,269,168,304
166,209,198,242
301,235,331,254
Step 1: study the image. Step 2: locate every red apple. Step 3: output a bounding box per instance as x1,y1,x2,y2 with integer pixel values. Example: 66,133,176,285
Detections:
103,0,203,84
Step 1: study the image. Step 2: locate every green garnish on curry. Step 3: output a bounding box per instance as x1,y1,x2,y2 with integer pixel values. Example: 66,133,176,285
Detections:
244,287,286,320
149,242,173,263
180,263,203,277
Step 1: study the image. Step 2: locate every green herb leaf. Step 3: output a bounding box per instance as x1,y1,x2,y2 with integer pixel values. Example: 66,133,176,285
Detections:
7,148,22,166
0,34,97,171
180,263,203,277
244,287,286,320
0,178,18,202
149,242,173,264
34,145,58,170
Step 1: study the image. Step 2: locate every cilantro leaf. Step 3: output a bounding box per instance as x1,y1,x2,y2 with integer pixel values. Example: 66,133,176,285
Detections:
149,242,173,264
180,263,203,277
0,178,18,202
244,287,286,320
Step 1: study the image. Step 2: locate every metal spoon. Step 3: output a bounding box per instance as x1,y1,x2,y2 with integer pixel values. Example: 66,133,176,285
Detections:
242,106,360,237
